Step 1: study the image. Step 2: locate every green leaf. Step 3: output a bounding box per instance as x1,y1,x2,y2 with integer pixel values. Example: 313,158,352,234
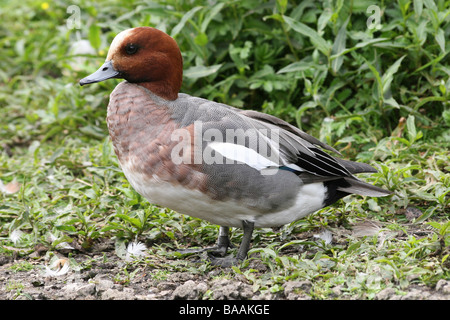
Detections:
116,214,142,228
115,238,127,260
171,6,202,37
406,114,423,142
384,97,400,108
412,51,449,74
347,241,363,255
88,24,101,50
435,28,445,53
194,32,208,46
276,0,288,14
277,61,318,73
184,64,222,79
79,124,106,139
414,0,424,17
229,42,252,73
406,115,417,141
381,55,406,94
49,147,65,163
116,186,138,199
331,17,349,73
423,0,437,11
200,3,225,32
330,38,389,60
295,101,317,128
317,8,333,33
443,110,450,126
362,57,383,99
282,15,331,56
55,225,77,233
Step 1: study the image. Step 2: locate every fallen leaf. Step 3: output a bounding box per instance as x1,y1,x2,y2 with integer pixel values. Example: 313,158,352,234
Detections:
0,180,21,194
352,220,381,237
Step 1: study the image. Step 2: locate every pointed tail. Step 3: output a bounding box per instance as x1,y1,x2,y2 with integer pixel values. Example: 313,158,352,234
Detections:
338,177,392,197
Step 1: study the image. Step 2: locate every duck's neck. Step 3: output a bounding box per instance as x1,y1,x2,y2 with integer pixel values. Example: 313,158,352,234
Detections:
137,82,176,100
136,72,182,101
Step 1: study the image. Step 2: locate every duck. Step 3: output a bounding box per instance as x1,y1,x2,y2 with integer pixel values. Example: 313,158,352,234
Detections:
80,27,391,267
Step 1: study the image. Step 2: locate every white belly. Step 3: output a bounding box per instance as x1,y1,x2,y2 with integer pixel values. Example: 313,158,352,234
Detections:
121,164,327,228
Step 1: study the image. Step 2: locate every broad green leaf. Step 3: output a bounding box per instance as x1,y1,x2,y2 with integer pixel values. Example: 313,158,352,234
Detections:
276,0,288,14
443,110,450,126
331,17,349,73
423,0,437,11
330,38,389,60
435,28,445,53
229,42,252,73
381,55,405,94
317,8,333,33
406,114,423,142
171,6,202,37
184,64,222,79
415,20,428,45
282,15,331,56
200,2,225,32
79,124,106,139
88,24,101,50
180,28,206,59
296,101,317,128
414,0,424,17
384,97,400,108
116,214,141,228
347,241,363,255
406,115,417,142
49,147,65,163
194,32,208,46
277,61,326,74
363,57,383,99
55,225,78,233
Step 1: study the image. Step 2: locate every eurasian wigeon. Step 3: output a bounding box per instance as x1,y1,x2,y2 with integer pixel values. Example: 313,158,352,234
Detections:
80,27,391,266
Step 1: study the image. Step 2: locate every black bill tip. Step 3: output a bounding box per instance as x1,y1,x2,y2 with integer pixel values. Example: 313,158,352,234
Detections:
79,60,120,86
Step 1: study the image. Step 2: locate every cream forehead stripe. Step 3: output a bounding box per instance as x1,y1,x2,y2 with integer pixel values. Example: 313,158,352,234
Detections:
106,28,135,61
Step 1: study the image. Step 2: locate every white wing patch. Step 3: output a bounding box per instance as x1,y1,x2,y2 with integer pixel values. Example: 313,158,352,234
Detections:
208,142,279,170
208,142,305,175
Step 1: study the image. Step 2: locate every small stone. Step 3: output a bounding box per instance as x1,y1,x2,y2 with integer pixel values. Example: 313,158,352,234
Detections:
102,288,135,300
376,288,397,300
95,279,114,292
195,282,208,295
283,280,312,297
436,279,450,294
172,280,197,299
157,281,177,291
76,283,96,297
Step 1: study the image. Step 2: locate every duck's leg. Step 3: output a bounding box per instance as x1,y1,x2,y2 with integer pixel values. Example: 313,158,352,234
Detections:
211,226,232,256
209,220,254,267
177,226,232,257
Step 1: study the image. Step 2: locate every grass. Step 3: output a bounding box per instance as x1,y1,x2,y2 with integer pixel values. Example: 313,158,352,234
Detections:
0,0,449,299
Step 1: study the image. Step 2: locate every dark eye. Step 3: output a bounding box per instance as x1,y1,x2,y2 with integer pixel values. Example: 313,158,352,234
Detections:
125,43,138,55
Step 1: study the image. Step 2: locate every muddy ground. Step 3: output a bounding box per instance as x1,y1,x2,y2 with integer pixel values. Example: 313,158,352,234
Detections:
1,238,449,301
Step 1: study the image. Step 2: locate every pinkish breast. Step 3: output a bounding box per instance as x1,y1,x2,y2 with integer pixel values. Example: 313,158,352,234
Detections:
106,81,207,191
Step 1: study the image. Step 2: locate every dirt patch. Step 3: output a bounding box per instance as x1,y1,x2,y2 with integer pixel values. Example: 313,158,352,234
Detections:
1,239,449,300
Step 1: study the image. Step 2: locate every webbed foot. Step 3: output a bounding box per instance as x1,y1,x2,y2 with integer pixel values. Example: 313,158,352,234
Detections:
177,226,232,257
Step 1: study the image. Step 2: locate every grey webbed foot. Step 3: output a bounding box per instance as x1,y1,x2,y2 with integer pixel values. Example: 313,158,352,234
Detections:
177,226,232,257
209,220,254,267
177,221,254,268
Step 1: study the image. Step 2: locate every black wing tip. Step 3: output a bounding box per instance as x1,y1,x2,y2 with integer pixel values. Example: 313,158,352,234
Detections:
335,159,379,174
